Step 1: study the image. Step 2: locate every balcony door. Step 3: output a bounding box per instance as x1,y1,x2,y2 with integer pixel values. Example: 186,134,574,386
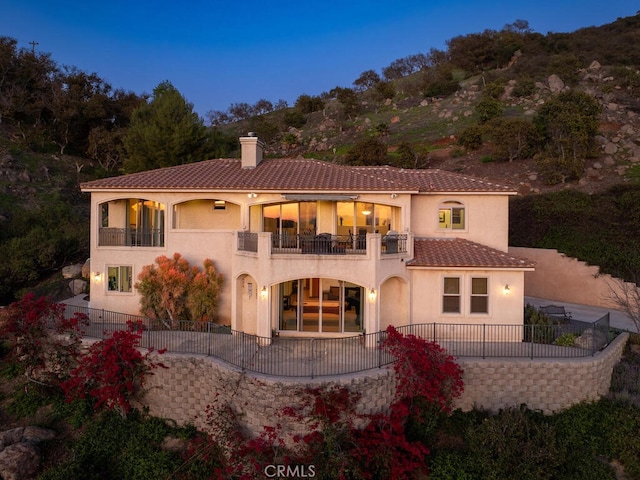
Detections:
278,278,363,334
263,202,317,248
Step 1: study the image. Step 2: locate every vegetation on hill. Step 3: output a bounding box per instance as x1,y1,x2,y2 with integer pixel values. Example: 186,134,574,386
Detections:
2,14,640,302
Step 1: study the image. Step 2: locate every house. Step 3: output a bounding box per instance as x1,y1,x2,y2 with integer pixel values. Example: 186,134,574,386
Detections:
80,134,535,342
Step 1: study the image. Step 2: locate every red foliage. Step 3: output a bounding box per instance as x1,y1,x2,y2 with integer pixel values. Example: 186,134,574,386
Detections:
381,325,464,414
61,320,166,417
0,293,88,382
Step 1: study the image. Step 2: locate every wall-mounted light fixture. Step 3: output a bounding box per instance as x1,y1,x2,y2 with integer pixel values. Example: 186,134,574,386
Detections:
247,192,258,198
369,289,376,301
390,193,398,199
93,272,101,282
503,284,510,295
261,286,268,299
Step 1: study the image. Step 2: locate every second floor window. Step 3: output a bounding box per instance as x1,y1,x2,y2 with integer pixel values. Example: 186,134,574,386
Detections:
439,201,465,230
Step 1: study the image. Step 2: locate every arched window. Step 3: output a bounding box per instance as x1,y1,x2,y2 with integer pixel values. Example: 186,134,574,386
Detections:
438,200,465,230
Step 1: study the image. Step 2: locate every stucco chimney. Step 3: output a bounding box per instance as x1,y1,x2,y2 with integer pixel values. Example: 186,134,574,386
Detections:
239,132,264,169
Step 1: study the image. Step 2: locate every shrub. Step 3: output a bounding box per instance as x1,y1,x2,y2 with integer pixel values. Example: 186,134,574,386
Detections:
61,321,166,418
0,293,87,384
457,124,484,150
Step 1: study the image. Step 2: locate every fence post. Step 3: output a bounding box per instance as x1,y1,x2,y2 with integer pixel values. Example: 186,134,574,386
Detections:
531,324,534,359
378,331,382,368
207,322,211,357
482,324,486,359
310,338,315,379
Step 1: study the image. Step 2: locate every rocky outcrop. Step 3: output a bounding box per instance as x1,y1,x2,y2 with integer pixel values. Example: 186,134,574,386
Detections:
0,427,55,480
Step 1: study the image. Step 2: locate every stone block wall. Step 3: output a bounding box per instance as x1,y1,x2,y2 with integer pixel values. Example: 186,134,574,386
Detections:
141,333,627,435
454,332,627,413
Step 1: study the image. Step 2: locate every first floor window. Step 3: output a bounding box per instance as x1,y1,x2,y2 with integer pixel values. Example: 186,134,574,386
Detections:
107,266,132,292
470,277,488,313
443,277,460,313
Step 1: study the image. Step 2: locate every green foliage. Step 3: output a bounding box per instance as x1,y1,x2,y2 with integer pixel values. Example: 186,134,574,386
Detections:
486,117,537,161
122,81,209,173
294,93,324,114
475,97,503,124
457,124,485,150
392,141,418,168
554,332,577,346
466,407,562,480
509,185,640,284
513,75,536,97
533,90,601,184
40,410,190,480
0,198,89,304
548,54,583,85
283,109,307,128
344,136,389,166
374,80,396,101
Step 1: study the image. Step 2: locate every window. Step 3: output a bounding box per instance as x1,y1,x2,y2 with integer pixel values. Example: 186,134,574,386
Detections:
470,277,488,313
107,266,132,292
439,201,465,230
442,277,460,313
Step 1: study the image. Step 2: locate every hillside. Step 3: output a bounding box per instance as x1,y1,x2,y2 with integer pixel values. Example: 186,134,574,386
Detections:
2,14,640,303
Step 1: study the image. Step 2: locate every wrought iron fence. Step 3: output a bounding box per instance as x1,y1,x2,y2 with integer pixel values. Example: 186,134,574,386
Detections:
98,227,164,247
60,304,614,378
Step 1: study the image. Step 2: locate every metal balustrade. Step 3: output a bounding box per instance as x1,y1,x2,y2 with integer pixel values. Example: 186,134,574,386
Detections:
60,304,614,378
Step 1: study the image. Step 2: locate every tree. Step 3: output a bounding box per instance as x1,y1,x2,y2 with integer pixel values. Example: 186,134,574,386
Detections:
135,253,223,325
345,137,388,166
487,117,537,161
334,86,359,118
294,93,324,114
353,69,381,91
122,81,209,173
533,90,601,183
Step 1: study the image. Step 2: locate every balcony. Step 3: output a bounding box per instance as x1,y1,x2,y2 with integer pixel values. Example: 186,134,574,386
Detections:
265,233,407,255
99,227,165,247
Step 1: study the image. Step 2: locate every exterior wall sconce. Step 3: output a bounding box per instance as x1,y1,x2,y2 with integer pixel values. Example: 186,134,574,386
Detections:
390,193,398,199
369,289,376,301
504,284,510,295
247,192,258,198
93,272,101,282
261,286,268,299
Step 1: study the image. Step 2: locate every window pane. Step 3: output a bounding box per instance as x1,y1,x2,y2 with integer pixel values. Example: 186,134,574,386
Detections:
452,208,465,229
471,296,488,313
444,277,459,294
443,296,460,313
107,266,119,291
472,278,487,294
120,266,132,292
438,209,449,228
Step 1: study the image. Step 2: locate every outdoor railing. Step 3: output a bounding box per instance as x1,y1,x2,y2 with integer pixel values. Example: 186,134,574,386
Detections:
60,304,614,378
271,233,367,255
237,231,258,252
98,227,165,247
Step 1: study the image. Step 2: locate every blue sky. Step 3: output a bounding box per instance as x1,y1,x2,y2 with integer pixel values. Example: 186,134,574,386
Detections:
1,1,637,118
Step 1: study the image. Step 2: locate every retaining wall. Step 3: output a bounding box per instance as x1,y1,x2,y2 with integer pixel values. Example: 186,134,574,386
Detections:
141,332,628,434
509,246,638,309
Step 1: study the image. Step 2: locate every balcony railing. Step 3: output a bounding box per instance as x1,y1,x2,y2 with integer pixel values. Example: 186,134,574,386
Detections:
60,304,615,378
271,234,367,255
238,231,258,252
99,227,164,247
381,233,408,254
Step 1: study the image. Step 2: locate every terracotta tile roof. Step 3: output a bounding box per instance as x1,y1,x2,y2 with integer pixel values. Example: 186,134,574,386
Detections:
80,158,515,193
408,238,536,269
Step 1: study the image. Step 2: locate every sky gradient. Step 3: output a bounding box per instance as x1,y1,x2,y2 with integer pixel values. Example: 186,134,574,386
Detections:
1,1,638,118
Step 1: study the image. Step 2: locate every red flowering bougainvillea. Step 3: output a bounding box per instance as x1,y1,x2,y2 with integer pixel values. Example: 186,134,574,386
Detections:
61,320,166,417
0,293,88,384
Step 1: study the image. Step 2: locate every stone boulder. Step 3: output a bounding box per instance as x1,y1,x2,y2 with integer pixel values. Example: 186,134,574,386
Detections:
0,427,55,480
82,258,91,279
62,263,83,279
548,74,565,93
